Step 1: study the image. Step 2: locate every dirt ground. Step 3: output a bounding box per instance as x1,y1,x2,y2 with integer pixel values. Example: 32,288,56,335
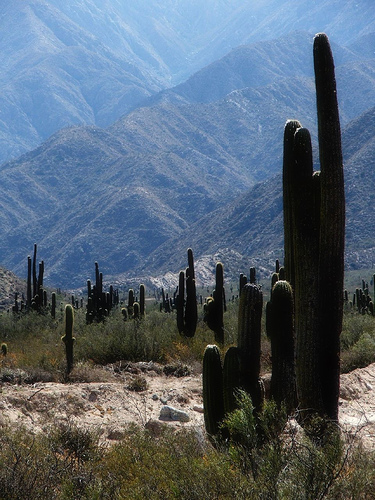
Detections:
0,361,375,447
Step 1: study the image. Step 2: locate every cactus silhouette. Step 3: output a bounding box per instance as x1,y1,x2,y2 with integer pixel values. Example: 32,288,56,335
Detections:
62,304,75,374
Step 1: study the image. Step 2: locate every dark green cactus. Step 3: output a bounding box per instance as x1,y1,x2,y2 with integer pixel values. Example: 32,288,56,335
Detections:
237,283,264,412
133,302,140,320
184,249,198,337
282,119,302,291
27,256,32,309
32,243,37,299
203,262,225,344
176,249,197,337
266,280,296,413
283,33,345,422
176,271,185,333
203,344,225,437
128,289,135,317
223,346,242,415
62,304,75,374
51,292,56,319
314,33,345,421
139,284,145,317
239,273,247,297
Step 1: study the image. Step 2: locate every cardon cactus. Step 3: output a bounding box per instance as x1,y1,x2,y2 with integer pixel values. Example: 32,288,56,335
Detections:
176,270,185,334
176,249,198,337
51,292,56,319
237,283,264,412
283,33,345,422
62,304,75,374
266,280,296,413
203,262,225,344
184,249,198,337
203,344,225,437
139,284,146,317
223,346,242,414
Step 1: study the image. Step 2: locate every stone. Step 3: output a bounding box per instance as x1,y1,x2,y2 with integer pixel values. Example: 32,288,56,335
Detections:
159,405,190,422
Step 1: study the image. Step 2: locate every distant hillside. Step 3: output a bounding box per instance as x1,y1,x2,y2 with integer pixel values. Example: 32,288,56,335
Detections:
1,0,375,164
0,267,26,311
0,31,374,289
140,105,375,286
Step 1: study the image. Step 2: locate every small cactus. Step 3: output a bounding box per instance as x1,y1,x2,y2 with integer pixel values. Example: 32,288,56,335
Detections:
203,344,225,437
61,304,75,374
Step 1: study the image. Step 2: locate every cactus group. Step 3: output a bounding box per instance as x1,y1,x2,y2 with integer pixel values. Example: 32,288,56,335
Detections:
175,248,198,337
86,262,119,323
282,33,345,422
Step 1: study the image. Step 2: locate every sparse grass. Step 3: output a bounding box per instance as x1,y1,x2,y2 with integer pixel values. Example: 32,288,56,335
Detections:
0,291,374,381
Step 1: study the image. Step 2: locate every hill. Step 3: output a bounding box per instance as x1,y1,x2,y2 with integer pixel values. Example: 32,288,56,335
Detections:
140,105,375,287
0,31,374,289
1,0,375,164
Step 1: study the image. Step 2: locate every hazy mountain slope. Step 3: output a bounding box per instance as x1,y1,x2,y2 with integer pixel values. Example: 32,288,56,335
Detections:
0,72,320,288
1,0,375,165
141,106,375,284
1,27,374,288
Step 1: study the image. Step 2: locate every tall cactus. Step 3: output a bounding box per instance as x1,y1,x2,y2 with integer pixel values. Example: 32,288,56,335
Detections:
27,256,32,309
139,284,146,317
184,248,198,337
176,270,185,333
283,33,345,422
203,262,225,344
51,292,56,319
223,346,242,414
203,344,225,437
176,249,197,337
314,32,345,422
62,304,75,374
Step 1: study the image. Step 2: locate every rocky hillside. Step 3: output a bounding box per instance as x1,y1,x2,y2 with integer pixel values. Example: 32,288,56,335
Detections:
139,105,375,287
1,0,374,164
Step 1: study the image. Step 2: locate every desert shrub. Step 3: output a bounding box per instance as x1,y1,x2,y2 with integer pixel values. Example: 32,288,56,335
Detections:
0,415,374,499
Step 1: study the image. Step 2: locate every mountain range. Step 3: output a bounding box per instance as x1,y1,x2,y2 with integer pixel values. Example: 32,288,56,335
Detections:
0,2,375,291
1,0,375,164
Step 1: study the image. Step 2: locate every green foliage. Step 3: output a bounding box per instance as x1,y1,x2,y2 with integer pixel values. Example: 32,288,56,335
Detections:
0,418,373,500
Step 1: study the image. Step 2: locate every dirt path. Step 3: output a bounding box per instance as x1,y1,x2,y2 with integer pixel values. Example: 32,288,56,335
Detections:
0,362,375,447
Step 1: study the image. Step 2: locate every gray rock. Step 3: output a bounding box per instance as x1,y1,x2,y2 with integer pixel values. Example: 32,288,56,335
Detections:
159,405,190,422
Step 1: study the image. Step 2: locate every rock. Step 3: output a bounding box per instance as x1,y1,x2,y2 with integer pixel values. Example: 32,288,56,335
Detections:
159,405,190,422
152,394,159,401
193,405,204,413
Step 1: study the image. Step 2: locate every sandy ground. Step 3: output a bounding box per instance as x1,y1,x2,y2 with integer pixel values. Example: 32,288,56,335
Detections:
0,361,375,447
